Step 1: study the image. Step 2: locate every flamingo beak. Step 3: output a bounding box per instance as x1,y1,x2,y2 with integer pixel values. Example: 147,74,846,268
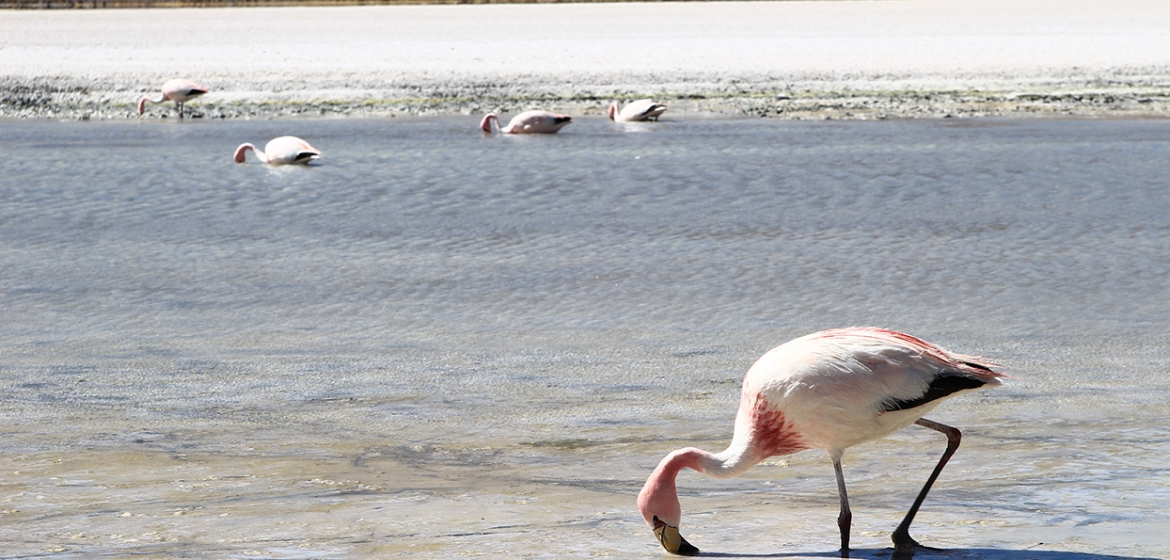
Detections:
653,517,699,556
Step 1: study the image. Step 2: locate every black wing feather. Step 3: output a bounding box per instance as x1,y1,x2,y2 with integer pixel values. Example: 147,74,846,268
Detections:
881,371,989,412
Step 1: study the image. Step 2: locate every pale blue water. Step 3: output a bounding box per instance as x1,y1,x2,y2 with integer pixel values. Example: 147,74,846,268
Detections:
1,117,1168,558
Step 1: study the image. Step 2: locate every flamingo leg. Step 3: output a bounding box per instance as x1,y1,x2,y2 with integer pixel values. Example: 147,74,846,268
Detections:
892,418,961,550
833,456,852,557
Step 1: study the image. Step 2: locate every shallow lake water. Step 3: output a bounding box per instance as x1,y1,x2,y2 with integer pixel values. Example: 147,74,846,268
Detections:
1,116,1168,559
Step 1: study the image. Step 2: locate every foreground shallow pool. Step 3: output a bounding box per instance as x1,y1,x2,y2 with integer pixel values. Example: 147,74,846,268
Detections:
1,116,1167,559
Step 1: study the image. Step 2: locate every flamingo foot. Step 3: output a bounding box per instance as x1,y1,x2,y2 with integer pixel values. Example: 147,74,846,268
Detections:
892,529,920,550
892,531,943,556
652,518,700,556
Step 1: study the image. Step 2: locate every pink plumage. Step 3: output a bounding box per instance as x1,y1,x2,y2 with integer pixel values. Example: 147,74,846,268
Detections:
137,78,208,119
638,327,1004,556
480,110,573,134
233,136,320,166
608,99,667,122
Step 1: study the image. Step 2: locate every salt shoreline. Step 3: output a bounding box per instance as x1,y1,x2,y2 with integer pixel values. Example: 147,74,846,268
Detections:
2,0,1170,120
6,71,1170,121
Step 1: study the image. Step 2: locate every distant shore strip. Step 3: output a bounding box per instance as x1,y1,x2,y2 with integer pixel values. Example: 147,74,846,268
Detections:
3,0,665,8
3,75,1170,120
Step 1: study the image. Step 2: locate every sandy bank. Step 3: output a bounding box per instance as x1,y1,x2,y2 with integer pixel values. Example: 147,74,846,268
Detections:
2,0,1169,119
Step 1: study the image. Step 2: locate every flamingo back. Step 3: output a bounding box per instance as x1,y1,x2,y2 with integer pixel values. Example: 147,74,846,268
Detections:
741,327,1003,453
264,136,320,165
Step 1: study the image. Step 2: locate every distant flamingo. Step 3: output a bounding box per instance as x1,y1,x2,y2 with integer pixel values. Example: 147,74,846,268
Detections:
480,110,572,134
233,136,320,166
608,99,667,122
137,78,208,119
638,327,1004,556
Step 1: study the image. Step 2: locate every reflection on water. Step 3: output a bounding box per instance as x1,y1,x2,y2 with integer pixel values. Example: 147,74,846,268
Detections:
1,117,1168,558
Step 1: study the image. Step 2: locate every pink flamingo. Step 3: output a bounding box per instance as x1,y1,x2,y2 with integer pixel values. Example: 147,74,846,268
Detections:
137,78,208,119
233,136,321,166
608,99,667,122
480,110,572,134
638,327,1004,556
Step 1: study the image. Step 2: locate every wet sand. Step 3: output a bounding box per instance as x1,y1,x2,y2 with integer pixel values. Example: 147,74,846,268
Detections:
2,0,1169,119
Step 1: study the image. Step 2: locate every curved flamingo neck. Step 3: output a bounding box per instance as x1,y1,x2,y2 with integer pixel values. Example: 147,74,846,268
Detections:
639,390,807,531
638,445,760,527
137,94,165,115
233,143,266,163
480,113,500,133
655,444,764,491
674,446,757,478
608,102,619,121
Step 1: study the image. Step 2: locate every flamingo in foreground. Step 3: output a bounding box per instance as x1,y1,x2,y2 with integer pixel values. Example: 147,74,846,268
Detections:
137,78,208,119
638,327,1004,556
480,110,572,134
233,136,320,166
608,99,667,122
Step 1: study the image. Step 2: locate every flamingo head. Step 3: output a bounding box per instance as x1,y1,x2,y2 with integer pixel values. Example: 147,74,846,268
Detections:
137,96,149,115
480,113,498,133
637,452,700,556
233,143,256,164
607,102,618,120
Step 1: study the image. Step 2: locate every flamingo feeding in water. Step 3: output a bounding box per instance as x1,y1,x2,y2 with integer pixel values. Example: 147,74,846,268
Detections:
480,110,572,134
137,78,208,119
233,136,320,166
638,327,1004,556
608,99,667,122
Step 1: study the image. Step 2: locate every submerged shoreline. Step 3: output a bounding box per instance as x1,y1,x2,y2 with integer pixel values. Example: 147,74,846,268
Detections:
3,1,1170,121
